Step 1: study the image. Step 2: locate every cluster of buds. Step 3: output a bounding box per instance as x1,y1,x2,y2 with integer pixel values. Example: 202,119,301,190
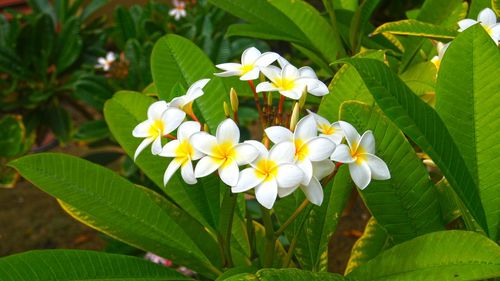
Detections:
133,47,390,209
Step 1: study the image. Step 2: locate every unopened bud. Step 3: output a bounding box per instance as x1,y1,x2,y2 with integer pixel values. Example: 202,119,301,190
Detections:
230,88,239,113
203,123,209,133
223,101,231,118
289,102,300,131
267,91,273,106
299,90,307,109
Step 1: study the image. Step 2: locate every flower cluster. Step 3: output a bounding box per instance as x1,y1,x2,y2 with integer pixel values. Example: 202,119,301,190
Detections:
169,0,187,21
133,47,390,209
432,8,499,69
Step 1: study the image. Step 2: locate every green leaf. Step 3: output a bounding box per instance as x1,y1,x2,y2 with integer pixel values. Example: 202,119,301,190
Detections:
47,105,71,143
55,16,82,73
150,34,227,131
399,62,436,98
0,115,25,157
346,230,500,280
113,6,136,48
341,102,444,242
224,268,344,281
74,120,109,142
0,250,192,281
372,19,458,40
469,0,491,18
73,74,113,110
343,57,488,234
435,25,500,240
345,218,390,274
9,153,222,277
494,0,500,15
417,0,464,26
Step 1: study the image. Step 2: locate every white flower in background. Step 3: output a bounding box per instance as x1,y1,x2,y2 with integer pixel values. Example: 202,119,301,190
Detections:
132,101,186,160
169,78,210,116
214,47,280,81
95,52,116,71
144,252,172,267
307,110,344,144
430,42,450,70
265,115,336,187
232,141,304,209
330,121,390,189
191,119,259,186
169,0,186,21
256,60,329,100
159,121,204,185
458,8,500,43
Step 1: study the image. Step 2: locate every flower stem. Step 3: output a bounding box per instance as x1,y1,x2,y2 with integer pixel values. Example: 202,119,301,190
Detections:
247,80,266,127
278,95,286,125
164,134,177,140
274,199,309,238
260,206,275,267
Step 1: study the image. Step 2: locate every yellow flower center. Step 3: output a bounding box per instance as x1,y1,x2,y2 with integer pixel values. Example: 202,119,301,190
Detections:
148,119,165,138
211,141,237,167
482,23,493,35
319,123,335,135
431,57,441,70
295,139,309,161
255,159,278,181
175,140,195,163
273,77,296,91
351,141,367,165
240,64,254,75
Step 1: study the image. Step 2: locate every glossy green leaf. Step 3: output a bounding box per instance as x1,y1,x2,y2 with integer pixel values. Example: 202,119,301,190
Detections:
345,218,390,274
114,6,136,48
435,25,500,240
73,75,113,110
150,34,227,131
74,120,109,142
417,0,464,26
224,268,344,281
341,102,444,242
344,57,488,234
347,230,500,280
55,16,82,73
372,19,458,40
494,0,500,15
399,62,436,98
9,153,221,277
47,105,71,143
469,0,491,18
0,250,192,281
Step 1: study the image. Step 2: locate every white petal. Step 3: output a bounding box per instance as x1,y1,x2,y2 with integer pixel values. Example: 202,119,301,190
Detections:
254,52,280,67
458,19,477,31
216,62,242,72
294,115,317,142
307,110,330,129
133,120,152,138
181,160,197,184
151,136,163,155
255,179,278,209
259,65,282,83
97,57,106,65
232,168,263,192
184,88,203,103
188,78,210,92
164,159,181,186
306,137,336,161
134,137,154,160
194,156,221,178
169,96,186,108
365,154,391,180
240,67,260,81
241,47,261,65
301,177,324,206
162,108,186,134
298,66,318,79
219,160,240,186
192,149,204,161
277,56,290,68
478,8,497,26
269,141,295,164
282,64,300,80
296,159,313,186
256,82,279,93
279,89,302,100
277,185,299,198
276,163,304,188
244,140,269,158
159,140,180,157
338,121,360,149
490,24,500,42
216,118,240,144
322,133,344,145
330,144,355,163
178,121,201,141
349,161,371,190
234,143,259,165
306,80,329,96
214,70,242,77
265,126,293,144
106,52,116,62
148,101,169,121
312,159,335,180
358,130,375,154
190,132,218,156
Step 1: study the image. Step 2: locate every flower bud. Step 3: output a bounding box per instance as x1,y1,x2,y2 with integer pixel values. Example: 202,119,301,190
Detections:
299,89,307,109
230,88,239,113
223,101,231,118
267,91,273,106
289,102,300,131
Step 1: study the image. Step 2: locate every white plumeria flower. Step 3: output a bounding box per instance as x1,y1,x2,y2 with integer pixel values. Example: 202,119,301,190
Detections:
265,115,336,187
307,110,344,144
458,8,500,43
132,101,186,160
330,121,390,189
214,47,280,81
191,119,259,186
430,42,450,70
159,121,204,185
169,78,210,116
232,141,304,209
256,59,329,100
95,52,116,71
169,0,186,21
